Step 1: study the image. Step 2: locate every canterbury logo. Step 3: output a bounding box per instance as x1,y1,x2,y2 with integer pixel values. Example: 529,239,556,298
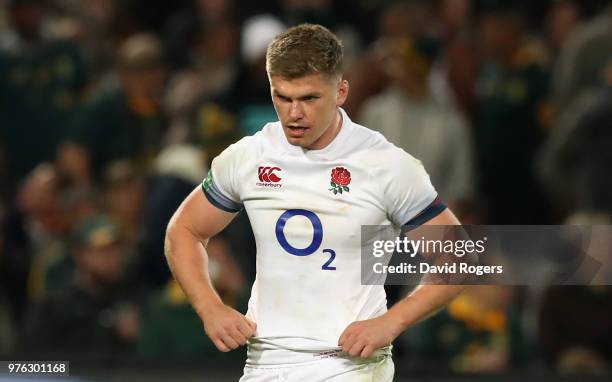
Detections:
258,166,282,182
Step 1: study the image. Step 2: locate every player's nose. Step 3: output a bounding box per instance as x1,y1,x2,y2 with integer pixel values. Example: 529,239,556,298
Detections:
289,101,304,120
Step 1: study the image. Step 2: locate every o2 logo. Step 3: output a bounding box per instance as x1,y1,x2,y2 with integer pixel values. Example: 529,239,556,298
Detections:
275,209,336,270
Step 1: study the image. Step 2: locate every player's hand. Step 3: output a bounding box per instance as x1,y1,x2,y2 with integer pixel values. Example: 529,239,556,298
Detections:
338,315,402,358
200,303,257,352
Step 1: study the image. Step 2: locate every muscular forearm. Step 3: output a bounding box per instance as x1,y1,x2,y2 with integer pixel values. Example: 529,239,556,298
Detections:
164,224,223,316
385,284,464,336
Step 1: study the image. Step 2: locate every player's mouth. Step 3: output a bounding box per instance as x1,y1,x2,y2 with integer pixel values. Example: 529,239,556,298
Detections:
286,125,308,138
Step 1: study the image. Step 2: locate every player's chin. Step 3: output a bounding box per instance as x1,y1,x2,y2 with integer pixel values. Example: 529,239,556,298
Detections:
285,135,311,147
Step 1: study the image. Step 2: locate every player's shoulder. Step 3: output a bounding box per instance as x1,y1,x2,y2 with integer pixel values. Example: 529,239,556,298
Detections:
219,121,283,157
257,121,285,146
350,120,419,167
348,122,429,195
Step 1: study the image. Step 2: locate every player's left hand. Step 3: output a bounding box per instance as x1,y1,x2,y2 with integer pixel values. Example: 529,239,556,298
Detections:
338,315,402,358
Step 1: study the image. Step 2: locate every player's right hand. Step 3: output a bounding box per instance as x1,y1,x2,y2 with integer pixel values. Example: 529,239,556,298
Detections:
200,303,257,352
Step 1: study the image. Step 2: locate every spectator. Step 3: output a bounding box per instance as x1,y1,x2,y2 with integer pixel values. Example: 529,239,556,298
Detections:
25,215,141,357
473,4,552,223
45,0,123,79
377,0,435,40
552,3,612,111
103,160,146,250
0,0,89,180
343,0,434,117
360,36,475,214
163,0,238,71
163,18,241,158
57,33,168,186
430,0,480,118
538,64,612,219
19,164,81,299
544,0,580,63
228,14,286,136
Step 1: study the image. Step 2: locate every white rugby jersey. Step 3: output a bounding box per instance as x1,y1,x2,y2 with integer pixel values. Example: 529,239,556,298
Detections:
203,108,444,363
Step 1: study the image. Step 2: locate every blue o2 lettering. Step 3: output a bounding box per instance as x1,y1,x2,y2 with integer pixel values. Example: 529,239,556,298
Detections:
275,209,323,256
275,209,336,270
322,249,337,270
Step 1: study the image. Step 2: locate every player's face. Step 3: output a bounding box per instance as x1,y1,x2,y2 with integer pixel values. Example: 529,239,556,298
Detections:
269,73,349,150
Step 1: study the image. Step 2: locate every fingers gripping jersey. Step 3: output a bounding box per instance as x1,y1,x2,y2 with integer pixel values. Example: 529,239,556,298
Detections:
202,108,440,363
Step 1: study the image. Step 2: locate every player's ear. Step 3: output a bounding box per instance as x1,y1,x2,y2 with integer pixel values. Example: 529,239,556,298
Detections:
336,79,349,107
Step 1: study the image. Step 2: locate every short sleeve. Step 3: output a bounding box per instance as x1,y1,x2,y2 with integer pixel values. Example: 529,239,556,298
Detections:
380,149,444,227
201,141,245,213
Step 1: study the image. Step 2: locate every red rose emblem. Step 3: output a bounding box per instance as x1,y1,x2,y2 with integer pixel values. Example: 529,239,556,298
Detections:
331,167,351,186
329,167,351,195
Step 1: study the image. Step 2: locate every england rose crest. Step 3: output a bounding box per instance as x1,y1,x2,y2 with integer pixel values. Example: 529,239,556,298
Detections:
329,167,351,194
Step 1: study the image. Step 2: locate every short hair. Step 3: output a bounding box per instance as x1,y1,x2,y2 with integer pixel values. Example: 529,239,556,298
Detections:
266,24,344,80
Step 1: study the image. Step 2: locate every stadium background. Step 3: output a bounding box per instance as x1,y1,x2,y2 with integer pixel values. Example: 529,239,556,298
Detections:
1,0,612,380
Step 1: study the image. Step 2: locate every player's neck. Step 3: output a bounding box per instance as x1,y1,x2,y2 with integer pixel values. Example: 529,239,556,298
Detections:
307,109,343,150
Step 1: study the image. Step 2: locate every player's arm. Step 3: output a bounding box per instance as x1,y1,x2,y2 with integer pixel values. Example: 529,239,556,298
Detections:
384,208,465,326
339,208,465,358
165,187,256,352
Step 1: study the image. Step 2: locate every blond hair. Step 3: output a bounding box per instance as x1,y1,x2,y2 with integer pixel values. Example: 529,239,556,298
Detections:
266,24,344,80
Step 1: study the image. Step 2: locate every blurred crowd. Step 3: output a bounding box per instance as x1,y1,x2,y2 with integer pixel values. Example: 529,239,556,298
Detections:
1,0,612,376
